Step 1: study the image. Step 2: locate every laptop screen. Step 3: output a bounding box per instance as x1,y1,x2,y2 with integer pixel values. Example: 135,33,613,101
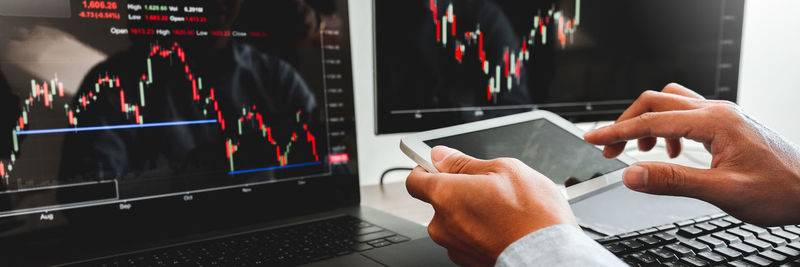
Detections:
0,0,357,262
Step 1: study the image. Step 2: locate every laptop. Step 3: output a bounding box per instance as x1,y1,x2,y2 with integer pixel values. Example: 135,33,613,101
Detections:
0,0,452,266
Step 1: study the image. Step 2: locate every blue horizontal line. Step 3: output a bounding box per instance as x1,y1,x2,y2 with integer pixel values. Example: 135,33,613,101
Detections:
228,161,322,175
14,120,218,135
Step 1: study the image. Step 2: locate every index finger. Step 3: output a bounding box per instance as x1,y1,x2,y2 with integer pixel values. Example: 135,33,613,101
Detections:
595,87,706,157
584,109,715,147
662,83,706,100
615,89,704,125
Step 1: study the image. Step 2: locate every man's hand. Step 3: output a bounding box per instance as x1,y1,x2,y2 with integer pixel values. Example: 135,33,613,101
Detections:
406,146,577,266
584,83,800,226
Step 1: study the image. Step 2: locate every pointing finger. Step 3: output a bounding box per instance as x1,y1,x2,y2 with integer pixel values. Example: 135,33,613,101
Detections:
585,109,715,156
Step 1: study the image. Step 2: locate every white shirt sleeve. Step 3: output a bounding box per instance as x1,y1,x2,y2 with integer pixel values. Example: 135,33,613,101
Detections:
495,224,627,267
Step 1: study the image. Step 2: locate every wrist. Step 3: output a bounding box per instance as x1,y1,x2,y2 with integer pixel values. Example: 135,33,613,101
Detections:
496,224,582,258
495,219,578,259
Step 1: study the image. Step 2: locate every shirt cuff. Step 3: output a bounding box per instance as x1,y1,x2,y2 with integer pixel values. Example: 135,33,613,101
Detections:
495,224,626,267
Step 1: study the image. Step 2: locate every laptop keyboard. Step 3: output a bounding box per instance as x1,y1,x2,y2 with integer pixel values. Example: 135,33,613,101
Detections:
597,213,800,266
81,216,410,266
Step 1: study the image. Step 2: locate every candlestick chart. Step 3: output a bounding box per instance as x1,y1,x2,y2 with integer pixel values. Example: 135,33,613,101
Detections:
0,42,322,186
429,0,581,101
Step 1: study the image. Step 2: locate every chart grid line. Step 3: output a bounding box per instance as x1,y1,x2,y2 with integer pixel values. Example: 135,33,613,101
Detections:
14,120,218,135
228,161,322,175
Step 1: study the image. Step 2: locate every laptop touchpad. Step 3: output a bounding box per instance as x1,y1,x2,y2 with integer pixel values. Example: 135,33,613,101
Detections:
301,253,383,267
361,237,457,267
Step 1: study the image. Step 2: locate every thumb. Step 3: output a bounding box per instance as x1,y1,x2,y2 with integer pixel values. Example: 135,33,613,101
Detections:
431,146,491,174
622,162,716,199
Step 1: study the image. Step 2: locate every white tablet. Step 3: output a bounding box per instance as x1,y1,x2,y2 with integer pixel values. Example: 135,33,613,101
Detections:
400,110,637,203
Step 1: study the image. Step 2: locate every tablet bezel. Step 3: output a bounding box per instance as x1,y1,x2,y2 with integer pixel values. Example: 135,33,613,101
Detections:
400,110,638,203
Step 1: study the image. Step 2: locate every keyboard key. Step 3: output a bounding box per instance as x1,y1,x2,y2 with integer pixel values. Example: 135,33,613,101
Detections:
666,243,695,257
784,225,800,236
682,240,711,253
724,217,743,225
744,239,772,252
355,231,396,242
648,247,679,262
730,243,758,256
710,219,733,228
714,247,743,259
697,251,726,264
696,215,714,223
743,255,773,266
713,232,742,244
637,236,662,247
728,228,756,240
596,236,620,244
368,240,392,248
386,235,410,243
741,224,768,236
638,228,658,235
677,219,696,227
774,231,800,242
678,226,705,237
656,232,678,243
663,262,692,267
758,250,787,262
367,238,385,245
696,223,719,232
769,227,784,233
605,243,627,254
759,234,788,247
621,240,645,250
788,242,800,251
726,260,755,267
630,252,659,265
698,235,727,249
619,232,640,239
681,255,709,267
773,245,800,257
623,258,641,267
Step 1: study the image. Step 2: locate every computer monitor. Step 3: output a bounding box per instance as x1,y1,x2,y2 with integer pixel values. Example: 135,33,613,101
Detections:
0,0,357,263
374,0,744,134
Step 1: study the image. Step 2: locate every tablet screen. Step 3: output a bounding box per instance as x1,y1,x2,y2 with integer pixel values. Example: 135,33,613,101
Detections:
424,119,627,186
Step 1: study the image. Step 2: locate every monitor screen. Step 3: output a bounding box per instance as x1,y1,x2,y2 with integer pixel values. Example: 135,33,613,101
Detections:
425,119,627,186
0,0,356,262
374,0,744,134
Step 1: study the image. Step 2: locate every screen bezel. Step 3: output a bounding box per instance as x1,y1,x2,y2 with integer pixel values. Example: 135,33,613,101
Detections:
400,110,637,203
